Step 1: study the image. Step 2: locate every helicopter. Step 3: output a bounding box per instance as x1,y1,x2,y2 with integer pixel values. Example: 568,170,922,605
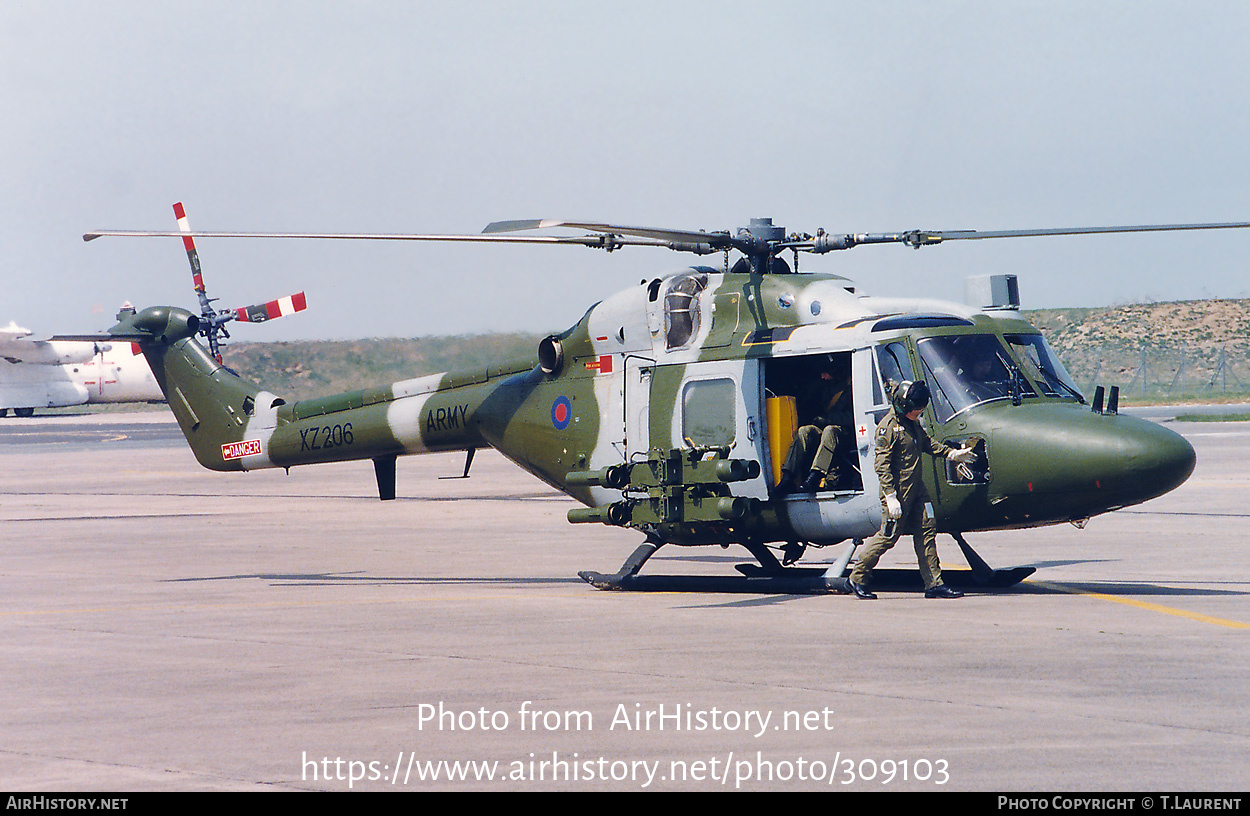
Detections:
75,210,1241,594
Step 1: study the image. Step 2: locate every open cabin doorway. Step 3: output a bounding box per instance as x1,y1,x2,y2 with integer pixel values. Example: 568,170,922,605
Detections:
764,351,864,495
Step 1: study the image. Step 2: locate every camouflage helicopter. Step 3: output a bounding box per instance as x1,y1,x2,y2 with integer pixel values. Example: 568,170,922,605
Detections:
79,210,1242,593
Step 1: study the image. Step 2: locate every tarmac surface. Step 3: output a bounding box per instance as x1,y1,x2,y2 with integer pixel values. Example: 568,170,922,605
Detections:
1,410,1247,791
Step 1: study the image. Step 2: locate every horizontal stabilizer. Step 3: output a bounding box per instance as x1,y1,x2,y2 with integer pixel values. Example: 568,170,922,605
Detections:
50,333,147,343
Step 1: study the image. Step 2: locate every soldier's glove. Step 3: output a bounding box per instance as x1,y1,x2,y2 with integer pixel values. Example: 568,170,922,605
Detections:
948,446,977,465
884,493,902,520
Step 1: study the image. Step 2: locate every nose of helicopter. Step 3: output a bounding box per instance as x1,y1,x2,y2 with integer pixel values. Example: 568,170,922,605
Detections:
1097,414,1196,503
979,404,1195,523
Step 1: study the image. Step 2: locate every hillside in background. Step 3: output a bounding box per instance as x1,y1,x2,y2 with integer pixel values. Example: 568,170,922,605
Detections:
1025,299,1250,400
217,299,1250,403
221,332,544,400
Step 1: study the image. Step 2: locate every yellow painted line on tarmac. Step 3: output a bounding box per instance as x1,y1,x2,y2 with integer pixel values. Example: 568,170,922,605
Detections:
1029,580,1250,629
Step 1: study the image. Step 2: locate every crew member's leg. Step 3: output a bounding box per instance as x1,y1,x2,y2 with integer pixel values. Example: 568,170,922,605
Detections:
809,425,844,487
777,425,820,493
912,511,942,590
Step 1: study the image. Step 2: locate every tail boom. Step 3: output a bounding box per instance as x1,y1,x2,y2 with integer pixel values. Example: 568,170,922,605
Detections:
114,306,521,474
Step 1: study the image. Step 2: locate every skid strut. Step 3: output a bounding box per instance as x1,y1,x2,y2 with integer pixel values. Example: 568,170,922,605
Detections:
578,539,664,589
948,532,1035,588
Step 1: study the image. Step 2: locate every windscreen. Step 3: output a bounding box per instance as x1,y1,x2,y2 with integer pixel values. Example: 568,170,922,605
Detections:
1005,334,1085,402
916,334,1035,422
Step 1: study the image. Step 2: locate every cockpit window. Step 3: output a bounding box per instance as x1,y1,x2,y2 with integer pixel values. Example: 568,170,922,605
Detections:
916,334,1036,422
664,272,707,349
1005,334,1085,402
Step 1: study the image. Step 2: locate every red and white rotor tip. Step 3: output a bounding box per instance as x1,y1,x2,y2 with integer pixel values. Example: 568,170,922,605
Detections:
233,292,308,323
173,201,206,293
173,201,196,251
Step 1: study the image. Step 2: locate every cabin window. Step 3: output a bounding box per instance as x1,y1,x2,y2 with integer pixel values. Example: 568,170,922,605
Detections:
681,378,736,446
664,272,707,350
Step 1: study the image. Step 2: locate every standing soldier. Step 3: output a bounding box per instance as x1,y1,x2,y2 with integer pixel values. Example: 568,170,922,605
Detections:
845,380,977,600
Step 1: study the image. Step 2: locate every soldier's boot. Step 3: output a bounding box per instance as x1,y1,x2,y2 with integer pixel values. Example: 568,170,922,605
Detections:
847,580,877,600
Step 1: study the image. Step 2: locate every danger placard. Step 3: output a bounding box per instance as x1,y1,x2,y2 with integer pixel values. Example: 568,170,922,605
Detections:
221,439,263,460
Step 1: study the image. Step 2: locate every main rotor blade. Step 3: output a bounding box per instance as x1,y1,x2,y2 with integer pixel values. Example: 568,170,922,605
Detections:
800,220,1250,252
85,218,1250,258
483,218,732,247
929,221,1250,242
82,229,669,249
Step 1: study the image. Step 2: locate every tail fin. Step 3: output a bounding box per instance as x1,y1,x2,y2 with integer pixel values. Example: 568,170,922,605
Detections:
111,305,273,471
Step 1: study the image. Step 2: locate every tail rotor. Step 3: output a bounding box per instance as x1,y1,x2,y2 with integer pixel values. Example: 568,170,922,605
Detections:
172,202,306,362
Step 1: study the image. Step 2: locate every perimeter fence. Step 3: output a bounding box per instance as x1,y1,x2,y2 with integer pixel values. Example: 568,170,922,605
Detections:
1058,344,1250,403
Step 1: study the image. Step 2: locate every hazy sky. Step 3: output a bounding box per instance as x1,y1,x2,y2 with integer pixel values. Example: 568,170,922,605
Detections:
4,1,1250,340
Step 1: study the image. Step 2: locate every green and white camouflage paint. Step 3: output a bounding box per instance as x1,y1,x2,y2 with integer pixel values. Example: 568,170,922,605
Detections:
82,213,1250,588
107,260,1196,586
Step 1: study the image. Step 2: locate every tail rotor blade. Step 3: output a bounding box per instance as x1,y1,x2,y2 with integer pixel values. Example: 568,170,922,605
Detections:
231,292,308,324
173,202,229,361
173,202,211,307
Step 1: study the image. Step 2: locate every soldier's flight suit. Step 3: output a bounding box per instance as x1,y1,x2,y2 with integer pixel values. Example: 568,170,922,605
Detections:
850,406,955,590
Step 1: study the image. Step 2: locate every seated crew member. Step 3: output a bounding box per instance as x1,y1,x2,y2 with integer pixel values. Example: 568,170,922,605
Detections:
776,358,854,494
961,355,1003,404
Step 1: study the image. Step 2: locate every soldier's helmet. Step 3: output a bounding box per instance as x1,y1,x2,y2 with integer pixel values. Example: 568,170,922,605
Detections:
891,380,931,415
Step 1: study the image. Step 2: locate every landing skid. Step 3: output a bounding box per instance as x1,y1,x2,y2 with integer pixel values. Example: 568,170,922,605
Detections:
578,538,848,594
577,532,1033,594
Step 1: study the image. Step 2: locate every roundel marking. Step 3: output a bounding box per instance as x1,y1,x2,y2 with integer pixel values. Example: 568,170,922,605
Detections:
551,396,572,430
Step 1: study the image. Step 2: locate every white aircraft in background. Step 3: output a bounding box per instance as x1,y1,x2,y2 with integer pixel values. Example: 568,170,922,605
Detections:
0,306,163,417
